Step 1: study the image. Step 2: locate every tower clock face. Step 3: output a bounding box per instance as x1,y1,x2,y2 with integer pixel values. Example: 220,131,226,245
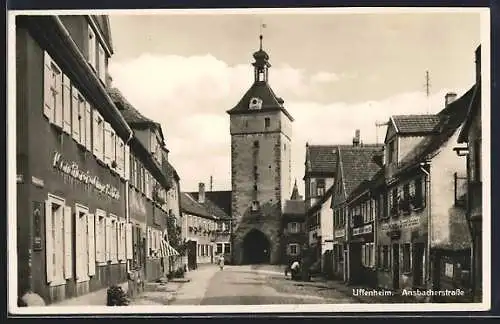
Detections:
249,97,263,110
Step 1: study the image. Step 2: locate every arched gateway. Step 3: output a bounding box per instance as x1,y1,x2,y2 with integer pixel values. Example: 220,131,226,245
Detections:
242,229,270,264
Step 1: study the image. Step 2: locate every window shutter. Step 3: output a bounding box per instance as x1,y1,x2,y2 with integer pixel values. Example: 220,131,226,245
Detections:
104,122,112,166
62,75,71,134
45,200,54,283
92,112,100,157
43,52,54,122
63,206,73,279
118,221,124,261
94,215,101,263
88,213,96,276
98,45,106,82
54,68,63,129
71,88,80,142
147,228,151,257
85,102,92,151
105,217,111,261
126,223,133,260
122,223,127,260
124,145,130,181
75,210,83,280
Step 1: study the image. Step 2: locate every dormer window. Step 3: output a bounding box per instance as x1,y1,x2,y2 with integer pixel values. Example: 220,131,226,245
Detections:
387,140,396,163
316,179,325,197
249,97,262,110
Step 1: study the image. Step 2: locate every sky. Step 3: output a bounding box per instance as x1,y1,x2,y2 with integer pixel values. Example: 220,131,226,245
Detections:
107,10,481,195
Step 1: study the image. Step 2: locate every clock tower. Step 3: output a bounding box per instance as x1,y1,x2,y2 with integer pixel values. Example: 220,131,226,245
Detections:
227,35,294,265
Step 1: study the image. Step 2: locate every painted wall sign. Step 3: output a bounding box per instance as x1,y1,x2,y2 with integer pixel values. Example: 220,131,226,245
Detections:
335,229,346,238
353,224,373,236
32,201,43,251
52,151,120,199
31,176,44,188
381,216,421,231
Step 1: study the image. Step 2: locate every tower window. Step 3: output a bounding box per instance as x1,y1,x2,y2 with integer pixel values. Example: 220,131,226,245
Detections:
265,118,270,128
253,184,258,191
251,201,260,211
254,141,259,148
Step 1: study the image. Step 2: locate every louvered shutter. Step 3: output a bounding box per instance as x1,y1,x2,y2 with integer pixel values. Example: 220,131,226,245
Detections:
104,123,112,166
121,222,126,260
85,102,92,151
43,53,54,122
95,214,102,263
92,111,100,157
118,221,123,261
45,200,54,283
98,45,106,82
71,88,80,142
63,206,73,279
126,223,133,260
105,217,111,261
88,213,96,276
53,67,63,129
147,228,151,257
62,76,71,134
75,210,83,280
124,145,130,181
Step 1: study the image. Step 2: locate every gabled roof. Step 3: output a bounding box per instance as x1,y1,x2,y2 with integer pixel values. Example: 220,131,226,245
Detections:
458,82,481,143
226,81,294,121
392,115,441,134
336,145,384,204
188,191,232,220
91,15,113,53
395,84,476,176
108,87,165,143
347,168,385,202
283,200,306,215
180,193,218,220
304,145,338,176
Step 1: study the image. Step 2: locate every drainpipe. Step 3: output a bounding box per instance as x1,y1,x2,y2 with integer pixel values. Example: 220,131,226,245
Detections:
419,162,432,292
124,133,133,274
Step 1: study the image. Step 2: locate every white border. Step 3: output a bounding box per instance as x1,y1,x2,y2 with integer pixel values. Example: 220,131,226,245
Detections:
7,7,491,314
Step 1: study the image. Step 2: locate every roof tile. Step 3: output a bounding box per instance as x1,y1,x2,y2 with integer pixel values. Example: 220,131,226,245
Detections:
392,115,441,134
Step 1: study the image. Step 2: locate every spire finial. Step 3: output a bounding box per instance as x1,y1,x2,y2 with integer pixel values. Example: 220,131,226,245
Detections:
259,34,263,50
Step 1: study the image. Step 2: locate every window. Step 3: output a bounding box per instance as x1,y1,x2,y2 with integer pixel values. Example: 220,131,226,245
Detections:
390,188,399,216
98,44,106,83
362,243,375,268
62,75,71,134
75,204,89,282
124,145,130,182
224,243,231,254
88,26,96,70
251,201,260,211
104,122,113,166
216,243,223,254
412,178,425,209
288,243,299,256
78,95,87,147
402,243,411,273
387,140,395,163
125,222,133,260
381,245,390,270
116,138,125,177
253,141,259,148
85,102,92,150
43,52,63,127
95,210,106,264
310,181,317,198
45,194,70,286
289,222,300,234
316,179,325,196
264,117,270,128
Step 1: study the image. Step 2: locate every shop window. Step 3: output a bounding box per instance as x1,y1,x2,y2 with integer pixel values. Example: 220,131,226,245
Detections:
402,243,411,274
45,194,69,286
216,243,223,254
75,204,90,282
362,243,375,268
43,52,63,127
97,44,106,84
224,243,231,254
288,243,299,256
88,25,97,71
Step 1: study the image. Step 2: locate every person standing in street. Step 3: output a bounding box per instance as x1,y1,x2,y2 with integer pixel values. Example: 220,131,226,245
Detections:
218,254,225,270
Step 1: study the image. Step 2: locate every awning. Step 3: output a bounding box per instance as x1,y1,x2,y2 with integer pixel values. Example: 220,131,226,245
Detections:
161,239,180,257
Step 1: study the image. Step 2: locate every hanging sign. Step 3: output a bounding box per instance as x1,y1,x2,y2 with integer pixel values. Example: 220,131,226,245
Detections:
381,216,421,231
353,224,373,236
335,229,346,238
52,151,120,199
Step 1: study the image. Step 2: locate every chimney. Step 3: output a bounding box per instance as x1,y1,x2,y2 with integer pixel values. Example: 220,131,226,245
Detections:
475,45,481,83
352,129,360,147
445,92,457,106
198,182,205,203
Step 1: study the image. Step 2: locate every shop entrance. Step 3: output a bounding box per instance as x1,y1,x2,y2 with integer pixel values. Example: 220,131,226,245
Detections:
243,229,270,264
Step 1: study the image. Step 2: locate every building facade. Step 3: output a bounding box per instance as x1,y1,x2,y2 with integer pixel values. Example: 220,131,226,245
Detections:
227,36,293,265
376,86,475,301
456,45,482,302
282,181,307,266
16,15,135,305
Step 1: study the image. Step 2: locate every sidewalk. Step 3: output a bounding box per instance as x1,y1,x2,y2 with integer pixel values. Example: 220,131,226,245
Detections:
52,282,129,306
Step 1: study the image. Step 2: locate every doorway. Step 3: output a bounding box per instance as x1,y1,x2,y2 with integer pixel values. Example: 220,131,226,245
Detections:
242,229,270,264
187,240,197,270
392,244,400,290
413,243,425,287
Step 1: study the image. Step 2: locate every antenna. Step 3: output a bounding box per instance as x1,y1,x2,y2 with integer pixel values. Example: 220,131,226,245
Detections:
424,70,431,114
375,121,389,144
259,20,267,50
210,175,213,192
